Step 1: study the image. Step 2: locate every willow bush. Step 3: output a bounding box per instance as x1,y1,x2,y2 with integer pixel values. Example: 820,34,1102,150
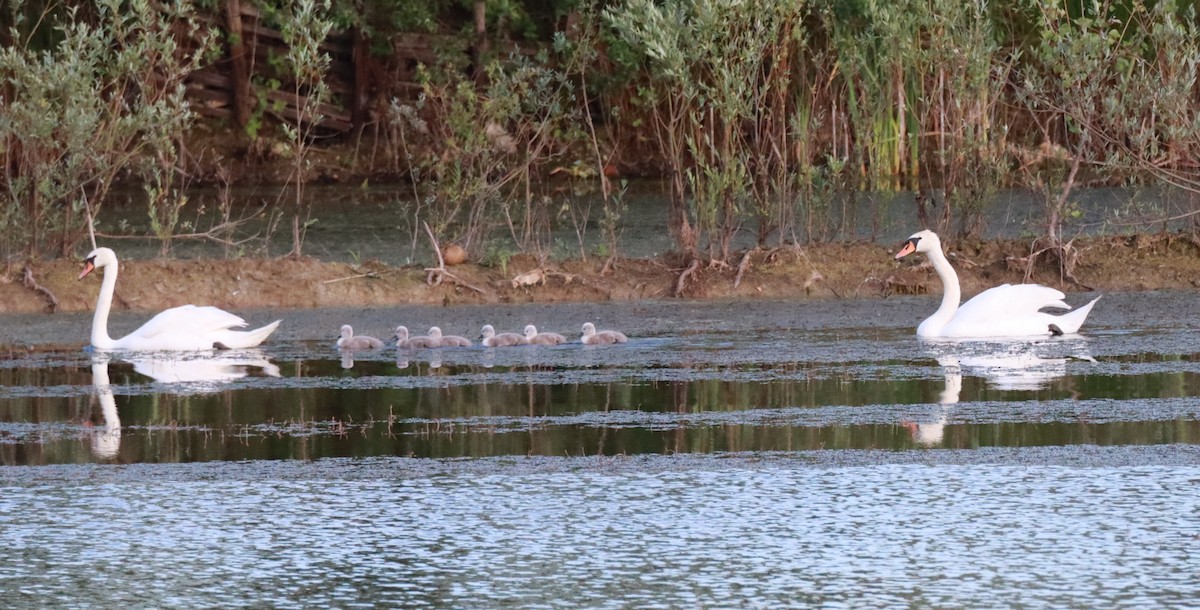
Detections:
1016,0,1200,245
5,0,1200,265
392,50,589,264
276,0,336,259
0,0,207,261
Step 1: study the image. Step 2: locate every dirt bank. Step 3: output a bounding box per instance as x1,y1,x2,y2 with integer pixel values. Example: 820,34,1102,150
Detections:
3,234,1199,316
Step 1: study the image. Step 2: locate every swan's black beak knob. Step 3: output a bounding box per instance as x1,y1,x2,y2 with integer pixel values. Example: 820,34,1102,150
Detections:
79,258,96,280
895,238,919,261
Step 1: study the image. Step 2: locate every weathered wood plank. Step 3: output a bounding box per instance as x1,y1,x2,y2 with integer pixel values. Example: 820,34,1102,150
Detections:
182,9,468,135
224,0,252,128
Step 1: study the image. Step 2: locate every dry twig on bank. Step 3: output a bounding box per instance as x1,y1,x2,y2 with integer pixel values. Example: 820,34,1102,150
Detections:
422,222,486,294
674,258,700,297
1023,237,1093,291
733,249,756,288
23,265,59,313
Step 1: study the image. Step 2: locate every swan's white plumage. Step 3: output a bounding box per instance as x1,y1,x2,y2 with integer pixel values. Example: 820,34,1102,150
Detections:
896,230,1099,338
133,306,249,342
81,247,280,351
937,284,1073,337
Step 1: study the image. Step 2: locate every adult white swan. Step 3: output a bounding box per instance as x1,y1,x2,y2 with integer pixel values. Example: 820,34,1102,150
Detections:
894,230,1100,338
79,247,281,350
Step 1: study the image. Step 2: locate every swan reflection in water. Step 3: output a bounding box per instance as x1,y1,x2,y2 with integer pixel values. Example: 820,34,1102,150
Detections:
88,350,280,459
90,359,121,459
908,337,1095,446
123,350,281,385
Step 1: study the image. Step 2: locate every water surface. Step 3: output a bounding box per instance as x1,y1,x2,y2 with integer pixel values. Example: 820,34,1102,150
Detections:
95,182,1188,266
1,292,1197,608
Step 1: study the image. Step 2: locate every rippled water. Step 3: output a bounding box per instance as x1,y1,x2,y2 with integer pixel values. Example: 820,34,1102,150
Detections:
3,457,1197,608
1,292,1198,608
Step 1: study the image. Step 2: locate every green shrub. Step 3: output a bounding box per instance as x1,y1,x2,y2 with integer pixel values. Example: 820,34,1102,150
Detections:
0,0,209,260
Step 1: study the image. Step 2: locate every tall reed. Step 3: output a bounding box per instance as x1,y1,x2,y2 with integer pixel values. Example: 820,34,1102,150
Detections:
606,0,1017,256
607,0,803,262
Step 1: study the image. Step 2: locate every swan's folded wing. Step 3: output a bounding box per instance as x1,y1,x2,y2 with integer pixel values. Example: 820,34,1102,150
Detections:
132,305,248,340
953,284,1069,325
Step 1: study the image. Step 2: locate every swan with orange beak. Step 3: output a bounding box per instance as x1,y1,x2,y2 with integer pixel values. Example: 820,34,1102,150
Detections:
894,230,1100,338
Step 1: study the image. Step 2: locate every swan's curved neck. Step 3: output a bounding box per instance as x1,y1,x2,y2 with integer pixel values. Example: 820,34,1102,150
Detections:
919,245,962,336
91,262,119,349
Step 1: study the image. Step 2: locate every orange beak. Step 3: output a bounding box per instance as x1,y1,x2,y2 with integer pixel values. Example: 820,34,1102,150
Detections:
79,259,95,280
894,239,918,261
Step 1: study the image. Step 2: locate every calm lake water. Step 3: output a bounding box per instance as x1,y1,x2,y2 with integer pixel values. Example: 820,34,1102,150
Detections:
96,181,1188,266
1,293,1198,608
